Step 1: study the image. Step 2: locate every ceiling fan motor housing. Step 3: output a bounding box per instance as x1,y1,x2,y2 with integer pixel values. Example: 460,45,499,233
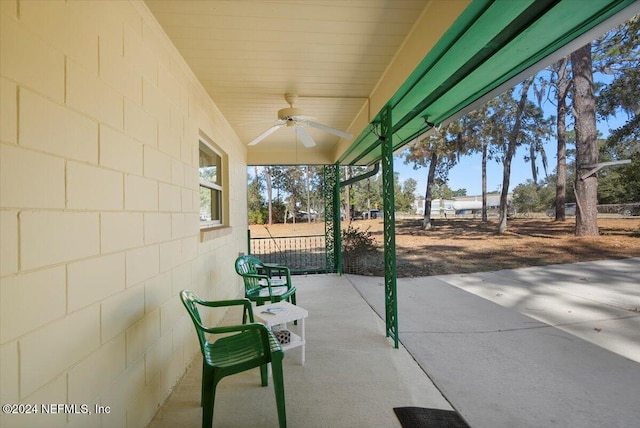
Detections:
278,107,304,121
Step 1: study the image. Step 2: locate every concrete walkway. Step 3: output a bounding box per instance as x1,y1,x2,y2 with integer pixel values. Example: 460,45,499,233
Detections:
349,258,640,428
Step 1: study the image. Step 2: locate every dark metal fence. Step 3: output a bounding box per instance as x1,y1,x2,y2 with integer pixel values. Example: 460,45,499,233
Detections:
249,234,328,274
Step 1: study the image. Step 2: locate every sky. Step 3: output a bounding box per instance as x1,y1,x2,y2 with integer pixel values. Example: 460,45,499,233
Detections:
395,144,550,197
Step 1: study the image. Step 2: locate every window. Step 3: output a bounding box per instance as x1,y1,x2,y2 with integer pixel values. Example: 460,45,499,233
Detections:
199,140,224,227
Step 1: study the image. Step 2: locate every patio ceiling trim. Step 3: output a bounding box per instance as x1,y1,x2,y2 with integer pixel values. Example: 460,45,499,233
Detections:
337,0,637,166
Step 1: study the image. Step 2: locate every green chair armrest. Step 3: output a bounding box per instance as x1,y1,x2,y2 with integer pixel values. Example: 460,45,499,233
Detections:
200,321,267,336
260,263,291,276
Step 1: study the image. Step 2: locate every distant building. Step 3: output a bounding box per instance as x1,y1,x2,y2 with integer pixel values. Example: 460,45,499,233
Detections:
413,194,511,215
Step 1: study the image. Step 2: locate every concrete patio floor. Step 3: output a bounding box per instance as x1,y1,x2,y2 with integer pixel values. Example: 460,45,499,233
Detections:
149,258,639,428
148,273,452,428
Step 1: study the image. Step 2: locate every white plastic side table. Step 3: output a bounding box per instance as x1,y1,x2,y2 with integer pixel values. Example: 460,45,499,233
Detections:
254,301,308,365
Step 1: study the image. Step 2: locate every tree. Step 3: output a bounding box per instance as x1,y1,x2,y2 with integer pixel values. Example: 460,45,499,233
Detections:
512,179,555,214
304,166,311,223
404,122,467,229
280,166,305,223
593,14,640,204
264,166,274,224
342,166,351,222
512,180,539,214
529,76,552,184
451,188,467,197
462,105,493,221
594,14,640,144
307,165,325,220
571,43,599,236
597,139,640,203
491,77,536,234
396,178,417,213
542,15,639,221
550,57,571,220
247,167,266,224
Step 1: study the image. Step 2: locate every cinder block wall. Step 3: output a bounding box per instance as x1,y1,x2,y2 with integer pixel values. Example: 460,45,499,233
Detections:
0,1,248,427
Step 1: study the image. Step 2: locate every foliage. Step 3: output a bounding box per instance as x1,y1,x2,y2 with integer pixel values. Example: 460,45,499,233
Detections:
396,177,417,213
248,208,266,225
280,166,305,220
403,122,470,228
593,14,639,136
430,182,466,199
451,188,468,197
512,180,555,213
341,223,377,256
597,140,640,203
247,170,266,224
592,14,640,202
269,200,287,224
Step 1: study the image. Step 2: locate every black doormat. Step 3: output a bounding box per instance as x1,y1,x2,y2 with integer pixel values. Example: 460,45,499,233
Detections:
393,407,470,428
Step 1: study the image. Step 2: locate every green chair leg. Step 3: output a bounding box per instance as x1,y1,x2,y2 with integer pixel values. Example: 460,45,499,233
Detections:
202,373,218,428
201,361,211,406
271,357,287,428
260,363,268,387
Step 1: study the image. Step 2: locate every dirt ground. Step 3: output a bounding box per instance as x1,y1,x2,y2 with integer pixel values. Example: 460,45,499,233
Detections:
249,216,640,277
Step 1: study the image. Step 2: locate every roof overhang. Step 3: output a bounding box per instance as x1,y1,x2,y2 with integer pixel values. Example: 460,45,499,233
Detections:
146,0,639,167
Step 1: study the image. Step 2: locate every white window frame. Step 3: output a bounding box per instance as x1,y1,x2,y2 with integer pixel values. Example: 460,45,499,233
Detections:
199,139,225,228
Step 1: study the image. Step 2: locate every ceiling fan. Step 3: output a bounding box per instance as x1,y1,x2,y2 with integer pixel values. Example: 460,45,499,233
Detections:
247,94,353,147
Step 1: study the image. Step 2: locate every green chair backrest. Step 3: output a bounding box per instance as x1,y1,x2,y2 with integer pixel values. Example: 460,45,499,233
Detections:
235,254,262,275
180,290,209,355
235,255,265,293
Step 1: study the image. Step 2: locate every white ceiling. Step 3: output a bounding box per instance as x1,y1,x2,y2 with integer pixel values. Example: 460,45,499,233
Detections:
144,0,465,164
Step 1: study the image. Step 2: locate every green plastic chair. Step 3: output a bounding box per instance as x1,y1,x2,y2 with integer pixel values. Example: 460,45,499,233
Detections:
179,290,286,428
234,255,297,306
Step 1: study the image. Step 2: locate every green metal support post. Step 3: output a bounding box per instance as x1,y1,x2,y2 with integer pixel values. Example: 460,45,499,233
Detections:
380,104,399,348
323,164,341,273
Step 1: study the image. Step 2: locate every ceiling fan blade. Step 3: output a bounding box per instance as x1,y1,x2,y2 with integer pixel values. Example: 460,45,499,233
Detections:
306,121,352,140
295,126,316,148
247,124,285,146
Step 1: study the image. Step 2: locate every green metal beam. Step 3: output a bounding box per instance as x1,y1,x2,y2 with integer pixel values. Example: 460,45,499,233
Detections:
338,0,635,167
340,162,379,187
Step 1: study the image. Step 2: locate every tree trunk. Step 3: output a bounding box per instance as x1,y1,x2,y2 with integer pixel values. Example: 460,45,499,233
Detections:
499,78,534,234
422,152,438,230
571,44,599,236
366,180,371,219
265,167,273,225
530,145,538,184
481,142,488,222
555,57,569,221
498,142,514,234
344,167,351,222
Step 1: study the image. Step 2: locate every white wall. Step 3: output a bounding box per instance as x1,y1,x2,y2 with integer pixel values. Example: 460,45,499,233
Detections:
0,1,248,427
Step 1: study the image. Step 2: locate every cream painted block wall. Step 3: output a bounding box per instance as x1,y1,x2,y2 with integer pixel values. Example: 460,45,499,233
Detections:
0,1,248,428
